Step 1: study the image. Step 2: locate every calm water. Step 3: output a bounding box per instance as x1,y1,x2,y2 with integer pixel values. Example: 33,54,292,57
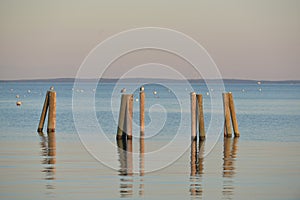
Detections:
0,81,300,199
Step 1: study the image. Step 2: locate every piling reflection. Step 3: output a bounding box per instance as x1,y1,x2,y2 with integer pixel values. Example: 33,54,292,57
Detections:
222,137,239,199
190,139,205,198
39,132,47,157
117,138,133,198
38,131,56,190
139,136,145,197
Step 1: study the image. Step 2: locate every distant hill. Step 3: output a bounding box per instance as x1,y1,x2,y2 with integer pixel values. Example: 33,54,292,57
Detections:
0,78,299,84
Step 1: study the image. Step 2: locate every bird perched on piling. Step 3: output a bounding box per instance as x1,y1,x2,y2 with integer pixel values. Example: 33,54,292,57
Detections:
121,88,126,93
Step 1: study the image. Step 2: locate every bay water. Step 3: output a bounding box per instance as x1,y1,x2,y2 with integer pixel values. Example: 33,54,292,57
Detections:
0,80,299,199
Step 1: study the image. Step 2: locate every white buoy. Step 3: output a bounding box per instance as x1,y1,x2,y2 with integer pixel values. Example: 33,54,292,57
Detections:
258,88,262,92
27,90,31,93
16,95,20,98
135,98,139,102
153,90,157,95
257,81,261,85
206,92,210,96
242,89,245,93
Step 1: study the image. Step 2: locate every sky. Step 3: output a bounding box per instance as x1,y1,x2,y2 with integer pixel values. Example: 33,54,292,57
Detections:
0,0,299,80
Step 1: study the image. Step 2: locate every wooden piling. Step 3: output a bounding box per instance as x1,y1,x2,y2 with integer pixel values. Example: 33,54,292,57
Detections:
37,91,49,132
222,93,232,137
190,92,197,141
126,94,133,140
117,94,133,140
47,91,56,132
139,86,145,137
117,94,128,139
196,94,205,141
228,92,240,137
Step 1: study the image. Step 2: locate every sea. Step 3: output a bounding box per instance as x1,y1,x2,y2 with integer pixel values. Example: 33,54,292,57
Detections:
0,80,299,199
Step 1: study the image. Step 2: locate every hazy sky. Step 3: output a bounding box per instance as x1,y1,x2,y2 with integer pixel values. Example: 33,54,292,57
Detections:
0,0,299,80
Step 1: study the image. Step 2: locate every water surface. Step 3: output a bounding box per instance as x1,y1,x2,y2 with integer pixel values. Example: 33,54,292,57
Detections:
0,81,299,199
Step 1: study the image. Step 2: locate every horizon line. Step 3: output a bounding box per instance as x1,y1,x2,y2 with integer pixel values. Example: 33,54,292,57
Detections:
0,77,299,83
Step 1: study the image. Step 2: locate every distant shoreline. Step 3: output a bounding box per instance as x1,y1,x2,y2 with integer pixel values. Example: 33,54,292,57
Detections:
0,78,299,84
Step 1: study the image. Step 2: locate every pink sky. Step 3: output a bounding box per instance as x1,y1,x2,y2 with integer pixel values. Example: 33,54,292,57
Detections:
0,0,299,80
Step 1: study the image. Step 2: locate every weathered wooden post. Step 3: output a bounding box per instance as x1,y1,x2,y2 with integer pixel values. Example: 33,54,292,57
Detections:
190,92,197,141
117,94,133,140
222,93,232,137
37,91,49,132
47,90,56,132
228,92,240,137
139,86,145,137
37,87,56,133
117,94,128,139
126,94,133,140
196,94,205,141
